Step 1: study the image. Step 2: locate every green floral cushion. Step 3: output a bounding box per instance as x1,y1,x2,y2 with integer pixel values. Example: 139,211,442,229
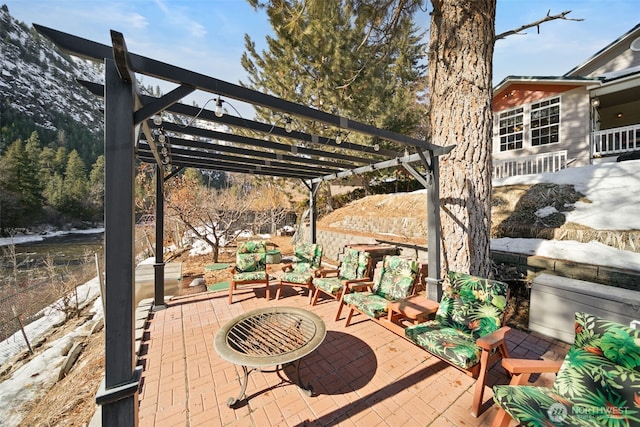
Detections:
405,271,509,369
235,252,267,273
234,241,268,274
237,240,267,254
281,270,313,284
342,256,418,318
294,243,323,269
493,312,640,427
233,270,268,282
314,249,371,296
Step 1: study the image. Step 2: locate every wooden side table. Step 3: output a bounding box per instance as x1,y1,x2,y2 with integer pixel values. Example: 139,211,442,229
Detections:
387,294,439,325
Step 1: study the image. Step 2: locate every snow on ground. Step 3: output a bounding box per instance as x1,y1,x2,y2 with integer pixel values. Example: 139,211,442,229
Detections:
0,227,104,247
491,159,640,268
0,279,103,427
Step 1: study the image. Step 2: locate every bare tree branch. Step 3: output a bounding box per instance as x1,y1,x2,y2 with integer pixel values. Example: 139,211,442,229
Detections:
495,10,583,41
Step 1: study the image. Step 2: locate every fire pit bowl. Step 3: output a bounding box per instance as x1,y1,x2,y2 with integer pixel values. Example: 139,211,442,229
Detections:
214,306,326,407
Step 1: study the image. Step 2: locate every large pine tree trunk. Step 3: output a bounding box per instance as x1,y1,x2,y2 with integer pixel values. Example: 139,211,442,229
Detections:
428,0,496,277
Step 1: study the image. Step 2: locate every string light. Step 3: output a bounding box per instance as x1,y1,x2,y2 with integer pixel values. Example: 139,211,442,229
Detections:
153,115,163,126
215,96,224,118
284,117,293,133
335,132,343,145
374,143,380,152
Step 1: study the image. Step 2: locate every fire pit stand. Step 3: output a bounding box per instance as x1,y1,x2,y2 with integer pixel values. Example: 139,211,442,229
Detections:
214,307,326,408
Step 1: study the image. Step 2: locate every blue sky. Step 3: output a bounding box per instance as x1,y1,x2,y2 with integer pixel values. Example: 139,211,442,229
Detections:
4,0,639,114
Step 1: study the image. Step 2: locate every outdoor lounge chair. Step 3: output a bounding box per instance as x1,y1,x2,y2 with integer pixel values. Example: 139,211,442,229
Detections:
491,311,640,427
311,247,373,320
341,255,419,327
228,240,270,304
275,242,323,303
404,271,511,417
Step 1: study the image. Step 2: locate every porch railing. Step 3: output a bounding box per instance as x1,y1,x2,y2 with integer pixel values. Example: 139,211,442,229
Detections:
492,150,568,179
592,124,640,157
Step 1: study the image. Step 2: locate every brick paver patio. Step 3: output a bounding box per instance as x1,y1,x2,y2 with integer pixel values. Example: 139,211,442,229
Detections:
137,284,569,426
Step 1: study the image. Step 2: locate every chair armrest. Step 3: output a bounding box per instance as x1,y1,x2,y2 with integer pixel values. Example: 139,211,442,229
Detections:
476,326,511,351
501,358,563,376
348,281,374,292
343,277,372,284
316,268,339,278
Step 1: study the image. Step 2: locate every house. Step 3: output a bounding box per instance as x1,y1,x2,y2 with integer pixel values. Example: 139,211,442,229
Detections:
492,23,640,178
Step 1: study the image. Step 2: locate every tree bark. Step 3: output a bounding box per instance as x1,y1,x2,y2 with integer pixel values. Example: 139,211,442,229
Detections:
428,0,496,277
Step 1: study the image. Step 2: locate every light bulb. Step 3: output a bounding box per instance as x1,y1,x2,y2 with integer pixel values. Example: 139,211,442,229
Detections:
158,133,166,143
284,118,293,133
161,146,168,156
153,115,162,126
215,97,224,118
335,133,342,145
374,143,380,152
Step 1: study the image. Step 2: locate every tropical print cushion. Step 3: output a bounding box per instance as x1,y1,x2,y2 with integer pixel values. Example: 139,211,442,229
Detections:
343,256,418,318
314,249,371,296
405,322,482,369
237,240,267,254
281,270,313,285
313,277,344,295
434,271,508,340
293,243,323,268
405,271,509,369
233,270,268,282
371,256,418,300
493,312,640,427
235,252,267,273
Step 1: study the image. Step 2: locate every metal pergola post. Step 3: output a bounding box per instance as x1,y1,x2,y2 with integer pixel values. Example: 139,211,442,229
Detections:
95,59,140,426
153,164,166,310
426,154,443,302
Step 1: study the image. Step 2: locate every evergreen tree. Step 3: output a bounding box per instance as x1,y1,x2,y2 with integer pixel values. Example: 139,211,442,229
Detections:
60,149,89,218
242,0,427,148
0,135,43,227
88,154,105,220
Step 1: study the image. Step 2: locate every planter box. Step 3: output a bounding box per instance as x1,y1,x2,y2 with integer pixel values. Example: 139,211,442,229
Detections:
529,273,640,343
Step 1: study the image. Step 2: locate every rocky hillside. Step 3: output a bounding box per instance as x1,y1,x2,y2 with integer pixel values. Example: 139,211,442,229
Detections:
0,4,103,162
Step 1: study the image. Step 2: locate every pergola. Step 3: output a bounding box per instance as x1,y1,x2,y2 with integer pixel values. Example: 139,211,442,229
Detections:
35,25,454,425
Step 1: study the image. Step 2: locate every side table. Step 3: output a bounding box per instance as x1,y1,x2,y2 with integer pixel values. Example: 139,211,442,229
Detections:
387,294,439,326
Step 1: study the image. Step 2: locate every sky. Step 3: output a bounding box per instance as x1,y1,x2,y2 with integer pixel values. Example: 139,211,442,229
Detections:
3,0,639,116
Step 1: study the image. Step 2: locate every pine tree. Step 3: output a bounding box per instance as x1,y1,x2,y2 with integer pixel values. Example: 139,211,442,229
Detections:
60,149,89,219
88,154,105,220
242,0,427,147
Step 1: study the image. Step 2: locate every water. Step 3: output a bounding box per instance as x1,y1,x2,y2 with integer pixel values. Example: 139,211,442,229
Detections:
0,232,104,283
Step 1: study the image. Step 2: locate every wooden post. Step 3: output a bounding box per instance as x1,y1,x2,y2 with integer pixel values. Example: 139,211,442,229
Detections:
12,306,33,354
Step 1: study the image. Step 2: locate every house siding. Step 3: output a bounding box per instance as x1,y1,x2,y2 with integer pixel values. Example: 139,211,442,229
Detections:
492,87,591,167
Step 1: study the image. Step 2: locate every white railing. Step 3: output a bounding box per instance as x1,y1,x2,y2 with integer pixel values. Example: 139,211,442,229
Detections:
592,124,640,157
492,150,568,179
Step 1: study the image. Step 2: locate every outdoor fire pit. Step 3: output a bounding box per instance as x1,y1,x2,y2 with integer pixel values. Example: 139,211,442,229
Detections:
214,306,326,408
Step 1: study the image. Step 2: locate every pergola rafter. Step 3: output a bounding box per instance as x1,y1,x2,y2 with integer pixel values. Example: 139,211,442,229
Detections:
35,24,453,426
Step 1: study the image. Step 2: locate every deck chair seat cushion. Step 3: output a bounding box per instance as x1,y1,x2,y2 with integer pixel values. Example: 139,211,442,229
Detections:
493,312,640,427
405,271,509,370
341,292,389,318
233,270,268,282
405,322,482,369
313,277,344,295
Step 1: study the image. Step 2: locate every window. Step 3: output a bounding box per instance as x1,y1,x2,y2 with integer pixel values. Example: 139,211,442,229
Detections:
498,107,523,151
531,97,560,146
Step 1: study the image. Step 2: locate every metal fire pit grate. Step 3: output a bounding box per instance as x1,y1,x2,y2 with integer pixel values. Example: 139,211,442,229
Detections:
214,307,326,408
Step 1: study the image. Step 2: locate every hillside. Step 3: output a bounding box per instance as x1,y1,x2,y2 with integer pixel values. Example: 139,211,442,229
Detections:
0,4,103,164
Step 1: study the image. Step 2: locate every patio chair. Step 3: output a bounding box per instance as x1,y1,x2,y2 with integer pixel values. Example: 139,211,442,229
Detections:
491,311,640,427
228,240,270,304
404,271,510,417
275,243,323,303
311,247,373,321
342,255,419,327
